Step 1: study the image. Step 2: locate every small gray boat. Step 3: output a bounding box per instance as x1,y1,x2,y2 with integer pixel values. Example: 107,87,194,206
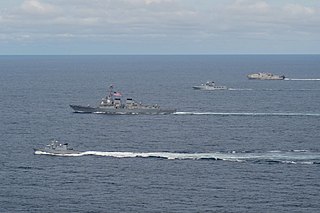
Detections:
193,81,227,90
34,140,81,154
70,85,176,114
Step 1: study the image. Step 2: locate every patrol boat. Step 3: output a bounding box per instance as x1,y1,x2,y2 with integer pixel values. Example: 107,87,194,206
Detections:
193,81,227,90
247,72,285,80
34,140,81,154
70,85,176,114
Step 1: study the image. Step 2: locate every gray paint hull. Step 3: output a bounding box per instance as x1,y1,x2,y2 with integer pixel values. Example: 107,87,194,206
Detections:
193,86,227,90
70,105,176,115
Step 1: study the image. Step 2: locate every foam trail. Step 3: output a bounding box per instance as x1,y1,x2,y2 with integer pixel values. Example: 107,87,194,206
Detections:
34,150,320,164
284,78,320,81
229,88,320,91
174,112,320,117
84,151,223,160
228,88,253,91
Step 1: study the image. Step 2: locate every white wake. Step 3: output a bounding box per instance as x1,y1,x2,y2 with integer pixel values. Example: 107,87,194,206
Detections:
34,150,320,164
173,112,320,117
284,78,320,81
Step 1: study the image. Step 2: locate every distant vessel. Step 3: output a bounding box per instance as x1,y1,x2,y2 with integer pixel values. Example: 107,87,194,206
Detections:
247,72,285,80
70,85,176,114
34,140,80,154
193,81,227,90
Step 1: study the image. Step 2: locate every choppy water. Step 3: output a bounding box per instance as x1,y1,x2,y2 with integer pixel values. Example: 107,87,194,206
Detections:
1,55,320,212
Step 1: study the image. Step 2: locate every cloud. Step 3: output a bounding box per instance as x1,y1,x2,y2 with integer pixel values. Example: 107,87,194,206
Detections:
1,0,320,54
21,0,57,15
144,0,174,5
228,0,270,13
283,4,315,16
6,1,319,35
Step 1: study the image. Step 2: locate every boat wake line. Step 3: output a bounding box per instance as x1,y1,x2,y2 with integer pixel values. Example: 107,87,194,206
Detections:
173,112,320,117
34,150,320,164
228,88,320,91
228,88,253,91
284,78,320,81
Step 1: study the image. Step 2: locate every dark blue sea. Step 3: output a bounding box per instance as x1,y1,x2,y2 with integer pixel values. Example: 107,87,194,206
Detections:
1,55,320,213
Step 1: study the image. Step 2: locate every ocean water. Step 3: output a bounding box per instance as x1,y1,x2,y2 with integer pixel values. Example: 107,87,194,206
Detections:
1,55,320,212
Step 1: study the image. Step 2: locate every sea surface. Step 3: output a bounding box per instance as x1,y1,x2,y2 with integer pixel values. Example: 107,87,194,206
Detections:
1,55,320,212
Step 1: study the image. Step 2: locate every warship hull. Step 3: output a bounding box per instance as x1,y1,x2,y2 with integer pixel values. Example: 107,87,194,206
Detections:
193,86,227,90
70,105,176,115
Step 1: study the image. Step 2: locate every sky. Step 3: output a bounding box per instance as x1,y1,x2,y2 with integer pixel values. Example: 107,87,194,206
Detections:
0,0,320,55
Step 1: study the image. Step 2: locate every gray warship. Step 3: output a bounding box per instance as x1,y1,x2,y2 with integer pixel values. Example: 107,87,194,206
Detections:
247,72,285,80
70,85,176,114
34,140,81,155
193,81,227,90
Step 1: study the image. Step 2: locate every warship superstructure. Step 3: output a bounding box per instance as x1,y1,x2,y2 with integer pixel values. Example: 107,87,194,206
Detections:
70,85,176,114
